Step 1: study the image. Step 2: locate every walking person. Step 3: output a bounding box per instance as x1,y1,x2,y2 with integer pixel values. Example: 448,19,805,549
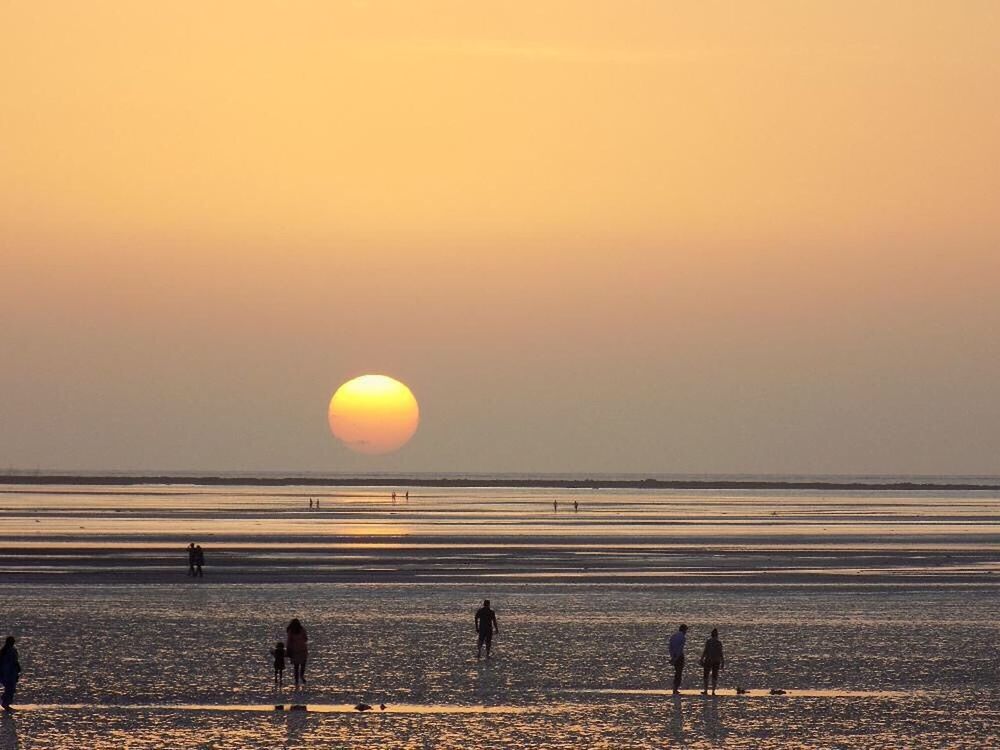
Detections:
475,600,499,660
669,624,688,694
286,619,309,689
700,628,725,695
194,544,205,577
187,542,197,576
0,637,21,712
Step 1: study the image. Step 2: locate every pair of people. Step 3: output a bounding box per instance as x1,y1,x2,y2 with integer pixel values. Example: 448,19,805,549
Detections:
0,637,20,711
186,543,205,577
273,618,308,689
669,624,725,695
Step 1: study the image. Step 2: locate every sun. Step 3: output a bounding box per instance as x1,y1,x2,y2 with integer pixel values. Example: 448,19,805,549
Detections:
328,375,420,455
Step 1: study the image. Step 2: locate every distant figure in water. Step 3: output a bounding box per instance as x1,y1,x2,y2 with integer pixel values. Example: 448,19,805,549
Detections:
573,500,579,512
669,624,688,694
187,542,197,576
309,498,313,509
392,492,397,503
700,628,725,696
286,619,309,689
194,545,205,577
553,499,558,512
475,600,499,660
0,637,20,711
315,499,320,510
405,491,409,501
271,641,286,688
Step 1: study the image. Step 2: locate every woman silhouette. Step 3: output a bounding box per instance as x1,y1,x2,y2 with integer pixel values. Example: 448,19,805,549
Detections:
285,619,309,689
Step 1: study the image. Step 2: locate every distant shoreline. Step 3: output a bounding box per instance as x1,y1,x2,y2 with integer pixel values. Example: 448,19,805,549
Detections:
1,474,998,491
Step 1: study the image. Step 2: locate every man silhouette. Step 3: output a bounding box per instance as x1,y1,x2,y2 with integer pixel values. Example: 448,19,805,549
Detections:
194,544,205,577
187,543,196,576
475,600,499,660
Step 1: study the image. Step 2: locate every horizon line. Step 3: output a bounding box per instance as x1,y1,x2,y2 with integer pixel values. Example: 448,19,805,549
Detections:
1,472,998,492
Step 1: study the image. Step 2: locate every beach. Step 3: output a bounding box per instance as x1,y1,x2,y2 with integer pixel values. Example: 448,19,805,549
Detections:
2,483,999,748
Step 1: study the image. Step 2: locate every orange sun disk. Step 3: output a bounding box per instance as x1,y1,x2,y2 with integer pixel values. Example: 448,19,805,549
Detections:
328,375,420,455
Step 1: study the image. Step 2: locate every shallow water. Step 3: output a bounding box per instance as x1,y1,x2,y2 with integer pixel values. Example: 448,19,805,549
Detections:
1,484,998,748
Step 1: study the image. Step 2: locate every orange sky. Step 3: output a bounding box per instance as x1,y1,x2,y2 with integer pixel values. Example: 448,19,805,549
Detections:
2,1,998,474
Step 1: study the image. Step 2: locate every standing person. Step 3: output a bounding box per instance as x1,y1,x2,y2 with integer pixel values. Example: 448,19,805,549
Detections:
700,628,725,696
669,624,688,694
271,641,286,688
573,500,579,512
405,491,409,501
309,498,313,510
286,619,309,689
187,543,197,576
391,492,396,503
475,600,499,660
194,545,205,577
553,499,558,512
0,637,21,712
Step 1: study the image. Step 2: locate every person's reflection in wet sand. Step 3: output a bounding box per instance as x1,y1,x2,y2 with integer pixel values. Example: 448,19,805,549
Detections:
702,695,726,741
670,694,684,739
286,707,308,743
472,654,504,707
0,713,18,750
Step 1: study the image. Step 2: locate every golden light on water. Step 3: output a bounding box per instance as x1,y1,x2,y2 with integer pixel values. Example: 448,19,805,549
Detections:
328,375,419,455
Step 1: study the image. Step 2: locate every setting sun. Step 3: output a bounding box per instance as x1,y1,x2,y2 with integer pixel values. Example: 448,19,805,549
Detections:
328,375,420,455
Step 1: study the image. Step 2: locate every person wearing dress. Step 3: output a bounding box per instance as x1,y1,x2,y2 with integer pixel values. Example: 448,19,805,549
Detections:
285,619,309,689
0,637,21,711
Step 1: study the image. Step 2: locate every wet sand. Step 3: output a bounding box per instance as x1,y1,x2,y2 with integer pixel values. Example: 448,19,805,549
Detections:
1,485,998,585
1,484,998,748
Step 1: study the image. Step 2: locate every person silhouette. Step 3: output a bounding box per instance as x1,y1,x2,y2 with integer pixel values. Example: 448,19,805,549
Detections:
573,500,579,512
286,619,309,689
700,628,725,695
475,600,499,660
271,641,287,688
669,624,688,694
0,637,21,712
187,543,196,576
194,545,205,577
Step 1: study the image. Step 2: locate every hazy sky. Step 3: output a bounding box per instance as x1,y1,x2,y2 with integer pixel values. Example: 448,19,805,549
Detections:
2,1,999,475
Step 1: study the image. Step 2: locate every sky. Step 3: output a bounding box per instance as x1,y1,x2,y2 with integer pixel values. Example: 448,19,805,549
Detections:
2,1,999,475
